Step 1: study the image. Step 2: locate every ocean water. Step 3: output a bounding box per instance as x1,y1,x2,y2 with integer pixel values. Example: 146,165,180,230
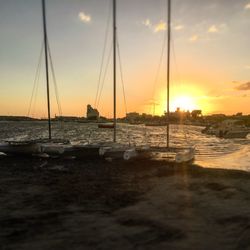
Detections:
0,121,249,171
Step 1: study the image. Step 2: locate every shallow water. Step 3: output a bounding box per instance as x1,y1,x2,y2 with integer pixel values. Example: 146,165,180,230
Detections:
0,121,249,171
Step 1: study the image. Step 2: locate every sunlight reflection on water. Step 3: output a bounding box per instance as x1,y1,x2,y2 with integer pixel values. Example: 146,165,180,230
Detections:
0,121,249,171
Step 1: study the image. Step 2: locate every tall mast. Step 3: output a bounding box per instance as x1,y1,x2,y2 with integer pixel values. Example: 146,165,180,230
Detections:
166,0,171,148
42,0,52,140
113,0,117,143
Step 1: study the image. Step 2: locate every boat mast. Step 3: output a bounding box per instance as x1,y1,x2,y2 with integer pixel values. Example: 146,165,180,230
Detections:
42,0,52,140
113,0,117,143
166,0,171,148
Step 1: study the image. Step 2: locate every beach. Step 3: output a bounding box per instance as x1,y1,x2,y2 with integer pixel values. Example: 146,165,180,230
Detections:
0,157,249,249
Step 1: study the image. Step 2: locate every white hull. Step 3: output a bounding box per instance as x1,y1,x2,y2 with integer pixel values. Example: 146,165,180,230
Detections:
149,146,195,163
202,120,249,139
0,141,41,155
0,139,70,157
99,144,151,161
175,147,195,163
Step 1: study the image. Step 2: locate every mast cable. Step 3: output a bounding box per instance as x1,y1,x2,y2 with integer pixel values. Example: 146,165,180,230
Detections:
117,32,131,143
171,34,190,142
94,0,112,108
152,31,167,114
116,34,128,115
27,42,44,117
96,43,113,108
47,40,63,117
32,62,42,118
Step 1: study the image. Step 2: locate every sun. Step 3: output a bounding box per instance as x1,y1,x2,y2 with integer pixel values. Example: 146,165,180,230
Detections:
155,95,198,115
153,84,205,115
170,95,198,112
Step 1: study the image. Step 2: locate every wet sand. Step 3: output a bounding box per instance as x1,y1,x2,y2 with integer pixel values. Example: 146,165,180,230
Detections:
0,157,250,250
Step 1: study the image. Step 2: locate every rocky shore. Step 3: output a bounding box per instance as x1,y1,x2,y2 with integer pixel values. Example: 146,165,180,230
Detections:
0,157,249,249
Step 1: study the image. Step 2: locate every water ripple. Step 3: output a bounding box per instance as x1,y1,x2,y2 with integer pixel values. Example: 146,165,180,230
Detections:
0,121,249,171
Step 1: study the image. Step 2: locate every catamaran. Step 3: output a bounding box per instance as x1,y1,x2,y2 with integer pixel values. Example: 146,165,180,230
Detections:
0,0,69,157
146,0,195,163
0,0,194,163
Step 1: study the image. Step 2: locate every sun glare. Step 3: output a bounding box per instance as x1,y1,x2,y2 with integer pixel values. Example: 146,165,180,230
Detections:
150,84,210,115
171,95,198,112
154,95,199,115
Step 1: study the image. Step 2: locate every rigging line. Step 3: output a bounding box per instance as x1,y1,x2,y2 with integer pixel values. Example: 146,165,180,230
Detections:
27,42,44,117
116,32,130,142
116,33,128,115
172,40,189,138
96,42,113,109
94,0,112,108
47,40,65,137
47,40,63,116
152,0,168,103
171,28,190,141
152,27,168,109
171,35,182,90
32,60,42,118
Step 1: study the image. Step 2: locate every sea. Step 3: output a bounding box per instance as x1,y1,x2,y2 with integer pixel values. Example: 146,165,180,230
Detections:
0,121,249,172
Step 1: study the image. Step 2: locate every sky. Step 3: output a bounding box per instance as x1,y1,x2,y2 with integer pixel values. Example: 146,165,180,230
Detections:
0,0,250,118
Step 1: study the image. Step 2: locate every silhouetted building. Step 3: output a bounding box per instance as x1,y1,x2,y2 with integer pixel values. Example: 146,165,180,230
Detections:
126,112,140,121
86,105,99,120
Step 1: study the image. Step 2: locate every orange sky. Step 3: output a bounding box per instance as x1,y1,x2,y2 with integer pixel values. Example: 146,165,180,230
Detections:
0,0,250,118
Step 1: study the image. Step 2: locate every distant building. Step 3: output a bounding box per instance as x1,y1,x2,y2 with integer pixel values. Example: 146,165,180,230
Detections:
54,116,80,122
126,112,140,121
86,104,99,120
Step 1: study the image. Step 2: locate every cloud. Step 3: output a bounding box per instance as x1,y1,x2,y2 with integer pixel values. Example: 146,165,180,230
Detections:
142,20,184,33
200,95,230,101
235,82,250,91
245,3,250,9
142,19,166,33
208,25,218,33
189,35,198,42
174,25,184,31
154,20,166,33
78,12,91,23
245,65,250,69
142,19,151,27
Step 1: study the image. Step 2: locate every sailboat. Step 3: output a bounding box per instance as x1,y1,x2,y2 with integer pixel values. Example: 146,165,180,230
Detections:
0,0,69,157
148,0,195,163
63,0,139,160
0,0,129,159
0,0,194,162
96,0,151,161
83,0,194,162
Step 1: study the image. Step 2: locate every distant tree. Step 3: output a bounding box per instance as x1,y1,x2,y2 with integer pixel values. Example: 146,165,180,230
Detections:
191,110,202,119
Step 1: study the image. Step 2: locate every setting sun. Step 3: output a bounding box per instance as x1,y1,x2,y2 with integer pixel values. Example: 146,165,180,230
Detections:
171,95,198,112
152,84,204,115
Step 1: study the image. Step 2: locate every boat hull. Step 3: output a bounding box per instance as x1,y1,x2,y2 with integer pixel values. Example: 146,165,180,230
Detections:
63,144,101,159
98,124,114,129
220,131,249,139
0,142,41,156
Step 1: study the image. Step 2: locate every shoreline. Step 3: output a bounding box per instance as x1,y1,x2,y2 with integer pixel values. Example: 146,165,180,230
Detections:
0,157,249,249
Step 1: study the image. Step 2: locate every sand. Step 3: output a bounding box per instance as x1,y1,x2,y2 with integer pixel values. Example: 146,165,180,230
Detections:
0,156,250,250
